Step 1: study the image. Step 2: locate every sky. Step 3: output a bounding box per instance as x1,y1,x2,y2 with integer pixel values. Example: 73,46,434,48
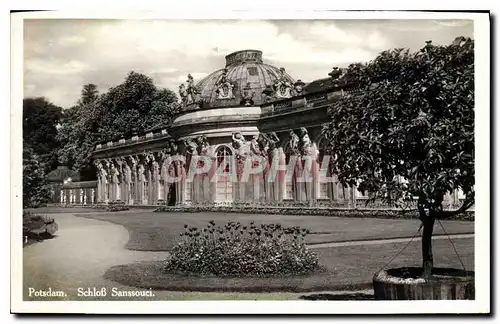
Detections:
23,19,473,108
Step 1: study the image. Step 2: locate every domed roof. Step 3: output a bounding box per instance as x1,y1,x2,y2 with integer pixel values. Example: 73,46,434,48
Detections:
193,50,296,108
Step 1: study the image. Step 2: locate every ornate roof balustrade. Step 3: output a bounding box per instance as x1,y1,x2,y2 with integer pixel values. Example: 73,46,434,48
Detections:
94,127,171,152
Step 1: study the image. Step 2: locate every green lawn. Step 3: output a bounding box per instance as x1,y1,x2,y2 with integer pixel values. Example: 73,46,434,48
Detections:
76,211,474,251
103,237,474,293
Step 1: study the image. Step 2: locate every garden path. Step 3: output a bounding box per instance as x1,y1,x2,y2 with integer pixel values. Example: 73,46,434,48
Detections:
22,212,315,301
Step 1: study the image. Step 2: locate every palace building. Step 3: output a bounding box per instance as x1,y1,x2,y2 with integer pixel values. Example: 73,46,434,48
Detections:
60,49,465,208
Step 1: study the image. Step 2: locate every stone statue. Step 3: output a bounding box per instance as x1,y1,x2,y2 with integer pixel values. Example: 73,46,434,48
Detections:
152,157,159,182
129,156,137,182
232,132,245,148
293,79,306,95
196,135,210,155
102,159,111,181
123,161,132,183
186,74,200,104
232,132,249,155
328,67,342,80
241,82,255,106
143,151,152,164
94,160,103,172
298,127,312,155
269,132,280,148
215,68,235,99
184,138,198,156
288,130,299,154
273,67,293,99
262,85,275,103
250,134,261,155
138,164,145,181
178,84,187,103
260,133,271,153
168,139,179,155
329,67,346,86
110,162,119,183
129,155,137,167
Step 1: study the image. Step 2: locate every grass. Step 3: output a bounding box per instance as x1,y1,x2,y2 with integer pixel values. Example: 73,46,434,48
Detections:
104,261,367,293
103,237,474,293
75,211,474,251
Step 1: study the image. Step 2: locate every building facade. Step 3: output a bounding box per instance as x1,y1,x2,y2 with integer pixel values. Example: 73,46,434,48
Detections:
85,49,465,208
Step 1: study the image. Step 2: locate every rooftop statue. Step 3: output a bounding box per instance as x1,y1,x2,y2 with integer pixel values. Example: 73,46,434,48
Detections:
293,80,306,95
215,68,235,100
185,74,200,104
178,84,187,103
273,67,294,99
241,82,255,106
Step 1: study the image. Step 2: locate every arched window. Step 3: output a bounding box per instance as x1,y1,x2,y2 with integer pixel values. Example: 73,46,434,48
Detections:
215,145,233,202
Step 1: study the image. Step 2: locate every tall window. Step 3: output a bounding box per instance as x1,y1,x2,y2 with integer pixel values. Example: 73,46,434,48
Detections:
216,145,233,202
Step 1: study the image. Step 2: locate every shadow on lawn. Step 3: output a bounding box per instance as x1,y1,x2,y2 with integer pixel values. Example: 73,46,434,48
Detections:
299,292,374,300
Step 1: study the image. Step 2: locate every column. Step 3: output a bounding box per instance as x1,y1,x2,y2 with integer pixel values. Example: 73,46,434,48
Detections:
137,162,144,205
277,147,286,202
96,175,101,203
179,158,187,205
349,185,357,208
64,189,70,204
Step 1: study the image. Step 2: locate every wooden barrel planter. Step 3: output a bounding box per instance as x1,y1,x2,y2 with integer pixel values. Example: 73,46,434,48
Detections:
373,267,474,300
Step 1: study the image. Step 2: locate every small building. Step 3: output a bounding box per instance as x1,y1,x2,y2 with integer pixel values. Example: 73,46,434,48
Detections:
60,180,98,205
46,166,80,203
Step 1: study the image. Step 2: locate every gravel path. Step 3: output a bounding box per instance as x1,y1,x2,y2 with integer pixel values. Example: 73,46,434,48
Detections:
23,213,307,301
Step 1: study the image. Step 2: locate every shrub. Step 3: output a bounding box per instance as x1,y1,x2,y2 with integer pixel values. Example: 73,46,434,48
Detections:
106,205,130,212
153,204,474,221
164,221,319,277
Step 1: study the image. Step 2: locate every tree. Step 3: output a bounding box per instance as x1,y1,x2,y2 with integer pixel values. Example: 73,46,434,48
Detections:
79,83,99,105
57,72,178,179
323,37,474,278
23,145,51,208
23,97,63,172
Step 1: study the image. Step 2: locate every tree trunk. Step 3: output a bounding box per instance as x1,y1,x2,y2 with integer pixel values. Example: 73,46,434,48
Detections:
421,212,436,278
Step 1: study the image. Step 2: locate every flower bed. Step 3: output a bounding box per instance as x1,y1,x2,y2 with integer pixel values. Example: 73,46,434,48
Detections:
153,204,474,221
164,221,319,277
105,200,130,212
106,205,130,212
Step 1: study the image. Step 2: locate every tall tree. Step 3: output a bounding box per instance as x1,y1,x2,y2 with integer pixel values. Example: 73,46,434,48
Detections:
57,73,178,179
323,37,474,278
23,97,63,172
23,145,51,208
79,83,99,105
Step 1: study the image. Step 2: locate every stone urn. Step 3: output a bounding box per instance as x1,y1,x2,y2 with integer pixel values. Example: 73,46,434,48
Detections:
373,267,475,300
